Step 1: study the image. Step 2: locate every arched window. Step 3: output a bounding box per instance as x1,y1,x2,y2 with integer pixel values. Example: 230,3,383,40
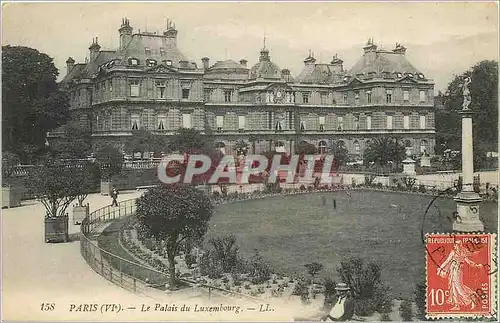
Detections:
146,59,157,67
318,140,328,154
338,140,346,148
353,140,360,154
420,140,429,154
129,58,140,66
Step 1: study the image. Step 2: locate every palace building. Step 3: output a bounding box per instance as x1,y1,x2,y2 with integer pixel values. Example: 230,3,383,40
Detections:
55,18,435,160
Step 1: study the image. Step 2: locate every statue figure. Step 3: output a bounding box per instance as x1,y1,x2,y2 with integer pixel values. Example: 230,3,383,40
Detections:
462,77,472,110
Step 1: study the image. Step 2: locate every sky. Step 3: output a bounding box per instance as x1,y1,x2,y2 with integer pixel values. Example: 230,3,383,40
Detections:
2,2,498,91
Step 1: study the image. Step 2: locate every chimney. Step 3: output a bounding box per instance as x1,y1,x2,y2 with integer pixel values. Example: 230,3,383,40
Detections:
304,49,316,66
330,54,344,73
392,42,407,55
239,59,248,67
363,37,378,53
201,57,210,70
88,37,101,62
65,57,75,75
163,18,178,44
119,17,133,51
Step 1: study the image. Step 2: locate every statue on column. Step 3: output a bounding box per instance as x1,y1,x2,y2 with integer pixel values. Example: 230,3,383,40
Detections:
462,77,472,111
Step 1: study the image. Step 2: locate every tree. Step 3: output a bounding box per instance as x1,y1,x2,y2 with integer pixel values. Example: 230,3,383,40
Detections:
49,123,92,160
297,141,318,155
208,235,240,273
363,137,405,169
248,135,258,154
94,145,124,181
2,151,21,187
2,46,69,162
436,60,498,170
168,128,208,154
135,184,213,289
125,129,168,159
26,158,80,218
304,262,323,283
327,140,349,170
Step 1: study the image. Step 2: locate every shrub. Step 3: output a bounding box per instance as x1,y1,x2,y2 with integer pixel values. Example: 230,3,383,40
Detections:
419,184,426,193
380,312,392,321
305,262,323,283
377,183,383,188
323,277,337,307
199,251,224,279
300,185,306,191
337,257,392,316
414,281,426,320
212,191,221,199
399,299,413,321
292,277,310,304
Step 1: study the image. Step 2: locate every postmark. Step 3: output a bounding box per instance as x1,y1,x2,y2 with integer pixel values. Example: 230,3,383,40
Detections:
425,233,497,319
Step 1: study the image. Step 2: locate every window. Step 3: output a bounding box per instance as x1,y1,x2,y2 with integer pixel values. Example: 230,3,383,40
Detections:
160,48,165,56
420,115,426,129
387,115,393,129
320,93,328,105
302,92,309,104
366,90,372,104
216,115,224,131
157,114,166,130
366,115,372,130
397,72,402,78
224,90,233,102
238,115,246,130
403,90,410,102
300,120,306,131
182,89,190,99
343,93,348,104
355,115,360,130
337,116,344,131
318,140,328,154
268,112,273,129
108,80,113,92
182,113,192,129
275,119,283,131
288,111,293,129
386,89,393,103
204,89,212,102
147,59,157,67
420,140,428,154
166,60,172,66
131,113,140,130
319,116,326,131
145,47,151,55
354,92,360,105
130,80,140,97
419,90,426,102
354,141,360,154
129,58,139,66
156,80,166,98
403,115,410,129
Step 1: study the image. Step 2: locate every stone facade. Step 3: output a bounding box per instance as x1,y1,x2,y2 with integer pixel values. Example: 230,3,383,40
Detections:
55,20,435,158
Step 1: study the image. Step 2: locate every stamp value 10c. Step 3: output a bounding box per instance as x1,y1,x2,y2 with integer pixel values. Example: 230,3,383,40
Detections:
425,233,497,319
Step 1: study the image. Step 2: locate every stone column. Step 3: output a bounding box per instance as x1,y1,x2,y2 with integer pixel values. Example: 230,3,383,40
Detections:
453,109,484,232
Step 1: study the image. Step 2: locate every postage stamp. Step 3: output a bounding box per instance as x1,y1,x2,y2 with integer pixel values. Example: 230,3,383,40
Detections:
426,233,497,319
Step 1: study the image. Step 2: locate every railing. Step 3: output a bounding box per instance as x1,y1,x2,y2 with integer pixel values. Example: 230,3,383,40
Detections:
80,199,169,294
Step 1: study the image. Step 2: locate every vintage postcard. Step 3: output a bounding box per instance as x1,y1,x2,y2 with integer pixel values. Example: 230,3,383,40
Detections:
1,1,498,322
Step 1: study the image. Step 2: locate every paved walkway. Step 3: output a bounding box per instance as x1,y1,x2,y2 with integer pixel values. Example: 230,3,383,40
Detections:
1,191,296,321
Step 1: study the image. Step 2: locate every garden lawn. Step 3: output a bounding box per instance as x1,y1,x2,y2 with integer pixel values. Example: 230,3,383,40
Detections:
207,190,498,299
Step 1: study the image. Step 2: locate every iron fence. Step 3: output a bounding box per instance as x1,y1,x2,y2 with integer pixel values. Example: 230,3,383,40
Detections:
80,199,170,295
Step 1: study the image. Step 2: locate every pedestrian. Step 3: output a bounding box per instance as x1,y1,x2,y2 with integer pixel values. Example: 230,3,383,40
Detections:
322,196,326,206
110,186,119,207
333,199,337,210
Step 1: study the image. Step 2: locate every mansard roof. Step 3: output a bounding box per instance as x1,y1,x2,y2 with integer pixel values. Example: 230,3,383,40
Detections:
347,48,421,78
61,63,87,84
204,59,249,80
296,63,344,84
119,33,196,69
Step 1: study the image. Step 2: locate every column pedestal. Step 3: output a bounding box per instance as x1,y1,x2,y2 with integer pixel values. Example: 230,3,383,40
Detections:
453,191,484,232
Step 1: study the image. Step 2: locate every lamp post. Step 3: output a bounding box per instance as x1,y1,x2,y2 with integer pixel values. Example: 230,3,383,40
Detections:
453,77,484,232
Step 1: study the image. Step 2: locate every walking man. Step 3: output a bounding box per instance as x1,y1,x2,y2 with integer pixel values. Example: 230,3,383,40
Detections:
333,199,337,210
110,186,119,207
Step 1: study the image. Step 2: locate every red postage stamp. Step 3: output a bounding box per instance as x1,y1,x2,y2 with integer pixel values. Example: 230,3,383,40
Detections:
425,233,497,319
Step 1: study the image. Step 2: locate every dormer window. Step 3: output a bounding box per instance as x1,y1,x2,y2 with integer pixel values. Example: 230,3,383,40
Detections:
129,58,139,66
407,73,414,78
146,59,157,67
382,71,390,79
396,72,402,78
418,73,425,79
166,60,172,66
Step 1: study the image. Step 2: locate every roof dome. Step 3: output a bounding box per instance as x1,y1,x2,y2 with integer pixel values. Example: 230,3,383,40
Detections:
249,47,282,80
